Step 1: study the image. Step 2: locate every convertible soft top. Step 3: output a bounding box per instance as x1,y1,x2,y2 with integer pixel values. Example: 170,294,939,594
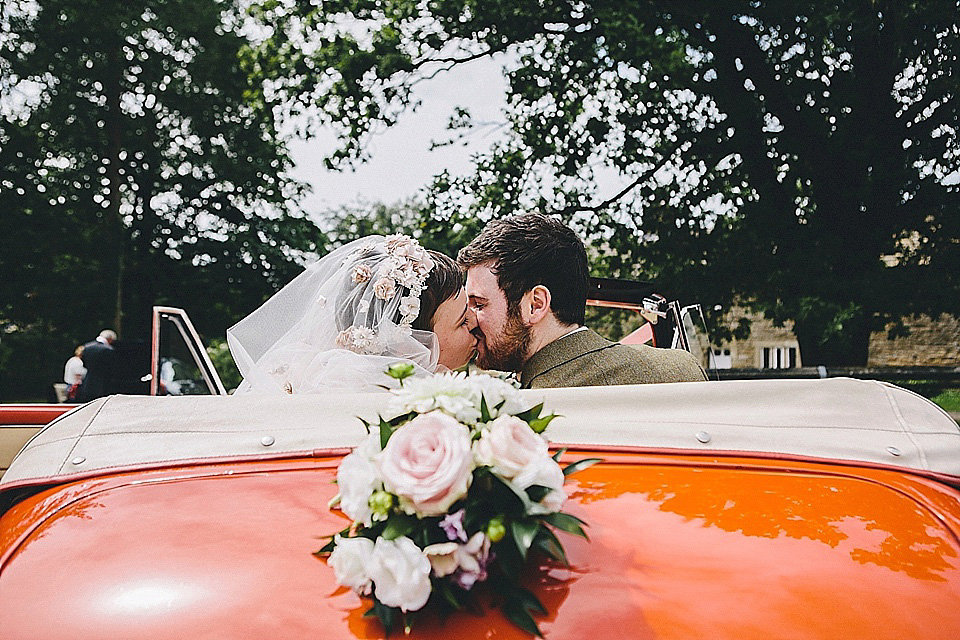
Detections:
3,378,959,494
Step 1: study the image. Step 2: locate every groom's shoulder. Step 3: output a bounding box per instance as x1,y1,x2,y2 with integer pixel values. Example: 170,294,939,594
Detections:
615,343,707,383
526,333,707,388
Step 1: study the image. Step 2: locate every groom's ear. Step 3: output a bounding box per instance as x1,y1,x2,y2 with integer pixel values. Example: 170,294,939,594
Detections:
522,285,552,326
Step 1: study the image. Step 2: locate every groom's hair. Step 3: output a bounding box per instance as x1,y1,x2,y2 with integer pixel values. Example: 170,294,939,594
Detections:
457,213,588,326
413,250,464,331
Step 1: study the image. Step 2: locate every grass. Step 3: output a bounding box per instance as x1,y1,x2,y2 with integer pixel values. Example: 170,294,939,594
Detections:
931,389,960,413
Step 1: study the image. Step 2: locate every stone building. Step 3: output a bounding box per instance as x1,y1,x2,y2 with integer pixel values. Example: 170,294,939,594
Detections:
707,309,802,370
867,315,960,367
707,309,959,369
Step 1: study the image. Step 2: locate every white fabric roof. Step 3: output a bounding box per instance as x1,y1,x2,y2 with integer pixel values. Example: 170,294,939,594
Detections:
3,378,959,489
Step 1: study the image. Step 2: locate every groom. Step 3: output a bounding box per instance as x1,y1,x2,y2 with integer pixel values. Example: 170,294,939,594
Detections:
458,214,707,389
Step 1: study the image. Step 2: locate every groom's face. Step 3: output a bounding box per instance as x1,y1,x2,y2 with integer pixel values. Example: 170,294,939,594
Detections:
465,264,532,372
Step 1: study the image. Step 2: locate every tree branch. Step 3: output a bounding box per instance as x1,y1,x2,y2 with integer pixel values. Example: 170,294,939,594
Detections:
548,139,687,216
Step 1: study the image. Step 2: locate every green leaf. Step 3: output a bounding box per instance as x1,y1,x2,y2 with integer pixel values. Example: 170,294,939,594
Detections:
563,457,602,476
502,600,543,637
379,420,395,449
514,402,544,423
516,585,548,616
543,512,589,539
357,415,372,434
551,447,567,462
528,413,559,434
381,515,416,540
388,411,416,427
533,526,568,565
500,585,547,637
525,484,551,502
437,581,464,611
370,599,399,635
480,394,491,423
510,519,540,561
314,538,336,554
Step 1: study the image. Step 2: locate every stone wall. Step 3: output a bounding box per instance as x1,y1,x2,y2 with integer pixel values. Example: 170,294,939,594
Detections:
867,315,960,367
712,309,960,369
711,309,802,369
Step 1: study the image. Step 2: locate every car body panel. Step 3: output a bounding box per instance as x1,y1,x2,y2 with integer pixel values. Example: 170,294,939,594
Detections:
2,450,959,640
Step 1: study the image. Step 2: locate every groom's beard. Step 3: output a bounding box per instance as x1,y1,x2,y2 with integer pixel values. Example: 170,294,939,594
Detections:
476,304,532,372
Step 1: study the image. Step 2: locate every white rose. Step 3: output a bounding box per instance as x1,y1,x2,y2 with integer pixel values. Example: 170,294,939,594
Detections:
329,536,375,595
523,455,567,515
474,414,548,481
369,536,432,612
378,412,474,517
337,435,382,526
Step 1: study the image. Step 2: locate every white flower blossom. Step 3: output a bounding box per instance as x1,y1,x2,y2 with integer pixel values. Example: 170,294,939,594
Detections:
368,537,432,612
351,263,372,284
373,277,397,301
337,435,383,526
471,374,527,420
329,536,375,595
387,372,482,424
398,295,420,321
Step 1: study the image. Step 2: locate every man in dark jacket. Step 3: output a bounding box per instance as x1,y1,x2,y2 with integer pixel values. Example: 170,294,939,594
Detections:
76,329,118,402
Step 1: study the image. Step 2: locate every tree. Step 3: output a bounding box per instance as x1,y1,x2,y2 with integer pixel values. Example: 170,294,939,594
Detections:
0,0,323,399
250,0,959,365
322,199,482,257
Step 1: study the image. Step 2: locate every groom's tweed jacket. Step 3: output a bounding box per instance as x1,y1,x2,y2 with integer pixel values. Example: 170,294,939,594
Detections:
519,328,707,389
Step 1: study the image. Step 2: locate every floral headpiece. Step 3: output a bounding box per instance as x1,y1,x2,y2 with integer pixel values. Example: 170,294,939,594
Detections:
336,235,435,355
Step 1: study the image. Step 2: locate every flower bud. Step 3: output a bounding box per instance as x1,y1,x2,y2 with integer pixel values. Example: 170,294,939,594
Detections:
369,490,395,519
486,517,506,543
386,362,416,383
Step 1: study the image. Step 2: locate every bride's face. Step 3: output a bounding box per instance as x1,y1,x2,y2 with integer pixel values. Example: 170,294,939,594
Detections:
430,287,478,370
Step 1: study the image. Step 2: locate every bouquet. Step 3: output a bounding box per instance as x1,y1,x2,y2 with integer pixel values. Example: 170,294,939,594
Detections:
318,365,598,636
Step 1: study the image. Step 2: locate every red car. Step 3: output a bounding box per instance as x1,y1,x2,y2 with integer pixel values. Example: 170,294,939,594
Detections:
2,377,959,639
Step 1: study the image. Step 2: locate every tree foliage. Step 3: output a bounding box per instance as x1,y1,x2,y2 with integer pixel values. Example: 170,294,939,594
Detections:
0,0,323,399
251,0,959,365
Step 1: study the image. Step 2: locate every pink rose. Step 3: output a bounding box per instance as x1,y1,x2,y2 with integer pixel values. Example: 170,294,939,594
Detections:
474,414,548,484
378,412,473,517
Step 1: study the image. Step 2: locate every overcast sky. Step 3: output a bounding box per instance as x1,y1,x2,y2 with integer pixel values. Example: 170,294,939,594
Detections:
288,57,509,219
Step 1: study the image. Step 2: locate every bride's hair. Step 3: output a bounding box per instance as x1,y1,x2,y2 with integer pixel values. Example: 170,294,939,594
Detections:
413,251,462,331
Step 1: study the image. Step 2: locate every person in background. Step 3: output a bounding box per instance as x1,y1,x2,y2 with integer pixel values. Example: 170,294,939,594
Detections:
76,329,118,402
63,345,87,402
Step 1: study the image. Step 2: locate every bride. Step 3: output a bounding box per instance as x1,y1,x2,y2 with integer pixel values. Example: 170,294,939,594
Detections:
227,235,477,394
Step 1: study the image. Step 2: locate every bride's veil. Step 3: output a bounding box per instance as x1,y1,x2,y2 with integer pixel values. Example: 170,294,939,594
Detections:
227,235,440,394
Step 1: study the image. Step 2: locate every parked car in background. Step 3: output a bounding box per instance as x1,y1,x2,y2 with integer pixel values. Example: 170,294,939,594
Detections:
2,378,958,639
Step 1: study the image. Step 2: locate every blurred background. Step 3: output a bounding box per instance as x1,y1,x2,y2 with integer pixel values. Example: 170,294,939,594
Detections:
1,1,957,411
